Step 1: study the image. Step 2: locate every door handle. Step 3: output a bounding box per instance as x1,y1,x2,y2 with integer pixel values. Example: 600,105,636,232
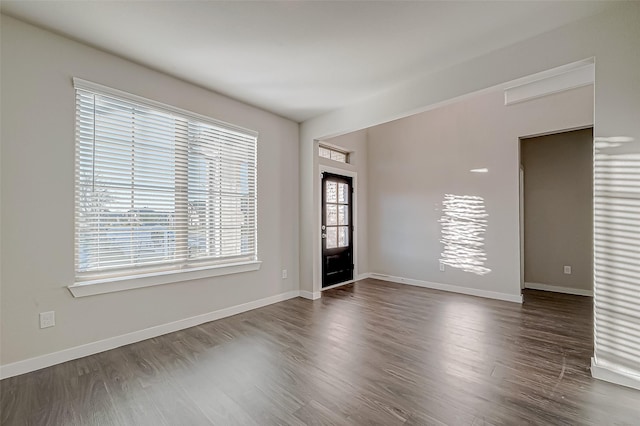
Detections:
321,233,327,239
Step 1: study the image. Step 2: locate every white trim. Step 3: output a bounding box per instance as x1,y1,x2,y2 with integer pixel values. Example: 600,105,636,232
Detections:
519,165,525,291
368,273,523,303
524,282,593,297
591,358,640,391
519,124,593,141
504,61,594,106
73,77,258,137
69,261,262,297
299,291,321,300
356,273,371,281
0,289,299,379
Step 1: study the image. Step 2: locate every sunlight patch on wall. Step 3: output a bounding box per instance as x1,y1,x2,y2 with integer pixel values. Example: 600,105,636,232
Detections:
439,194,491,275
593,136,640,379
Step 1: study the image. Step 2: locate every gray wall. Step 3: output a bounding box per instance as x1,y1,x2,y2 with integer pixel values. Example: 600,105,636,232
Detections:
1,15,299,366
522,128,593,292
365,86,593,298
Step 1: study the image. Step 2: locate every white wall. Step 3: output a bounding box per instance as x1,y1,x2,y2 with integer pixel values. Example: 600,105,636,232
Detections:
321,130,369,275
366,86,593,299
300,2,640,386
0,16,299,367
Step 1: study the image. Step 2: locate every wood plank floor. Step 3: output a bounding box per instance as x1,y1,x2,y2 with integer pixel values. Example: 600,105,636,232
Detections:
1,279,639,425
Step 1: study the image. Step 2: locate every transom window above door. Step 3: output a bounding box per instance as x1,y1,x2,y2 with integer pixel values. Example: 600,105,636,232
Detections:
319,144,349,163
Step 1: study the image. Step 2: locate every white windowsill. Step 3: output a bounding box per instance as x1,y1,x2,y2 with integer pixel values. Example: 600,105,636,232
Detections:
68,260,262,298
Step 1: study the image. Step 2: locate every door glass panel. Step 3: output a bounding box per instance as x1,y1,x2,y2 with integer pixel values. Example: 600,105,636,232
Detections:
338,226,349,247
338,183,348,203
326,227,338,249
326,181,337,203
326,204,338,226
338,205,348,225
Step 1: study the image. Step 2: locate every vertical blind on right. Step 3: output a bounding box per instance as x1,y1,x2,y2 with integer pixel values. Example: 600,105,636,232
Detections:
593,137,640,379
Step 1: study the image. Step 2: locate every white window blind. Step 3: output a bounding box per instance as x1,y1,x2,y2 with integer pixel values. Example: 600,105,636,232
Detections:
74,79,257,280
593,137,640,381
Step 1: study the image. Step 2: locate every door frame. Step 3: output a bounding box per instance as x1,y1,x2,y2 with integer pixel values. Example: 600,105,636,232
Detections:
519,164,525,291
318,164,358,291
518,125,594,296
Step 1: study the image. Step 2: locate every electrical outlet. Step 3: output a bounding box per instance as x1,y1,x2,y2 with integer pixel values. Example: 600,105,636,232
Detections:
282,269,288,279
40,311,55,329
564,265,572,275
439,262,445,272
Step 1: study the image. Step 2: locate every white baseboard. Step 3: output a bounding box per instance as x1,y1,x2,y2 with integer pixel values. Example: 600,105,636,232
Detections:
367,273,523,303
0,290,300,380
525,282,593,297
299,290,321,300
591,357,640,391
356,273,371,281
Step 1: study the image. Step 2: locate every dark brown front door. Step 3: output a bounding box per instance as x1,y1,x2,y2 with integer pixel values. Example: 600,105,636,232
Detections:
321,172,353,287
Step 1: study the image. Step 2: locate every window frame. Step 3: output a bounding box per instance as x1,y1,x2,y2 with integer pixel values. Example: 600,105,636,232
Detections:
69,78,260,297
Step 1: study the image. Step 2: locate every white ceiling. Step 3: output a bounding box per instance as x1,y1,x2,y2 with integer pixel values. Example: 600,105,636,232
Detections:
1,1,612,122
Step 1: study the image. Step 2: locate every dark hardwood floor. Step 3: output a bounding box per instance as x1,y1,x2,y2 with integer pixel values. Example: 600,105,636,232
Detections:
2,279,639,425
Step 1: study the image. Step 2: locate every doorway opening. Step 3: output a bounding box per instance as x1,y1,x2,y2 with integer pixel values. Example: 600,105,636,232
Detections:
519,127,594,297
